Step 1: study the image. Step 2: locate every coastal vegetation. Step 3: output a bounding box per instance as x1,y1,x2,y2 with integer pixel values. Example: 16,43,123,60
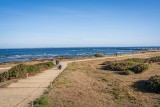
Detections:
145,75,160,93
103,56,160,74
0,62,55,82
34,95,49,107
95,53,105,57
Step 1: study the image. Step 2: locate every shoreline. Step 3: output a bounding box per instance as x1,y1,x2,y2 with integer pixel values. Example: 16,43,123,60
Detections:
0,50,160,68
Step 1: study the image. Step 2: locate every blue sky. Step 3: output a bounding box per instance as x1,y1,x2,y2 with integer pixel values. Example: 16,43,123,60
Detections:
0,0,160,48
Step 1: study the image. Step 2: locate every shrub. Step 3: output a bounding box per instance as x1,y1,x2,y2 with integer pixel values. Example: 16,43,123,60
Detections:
0,62,55,82
0,72,9,82
34,96,48,107
104,61,136,71
125,58,148,63
124,70,134,75
148,56,160,63
95,53,105,57
131,64,149,73
145,75,160,93
8,64,29,78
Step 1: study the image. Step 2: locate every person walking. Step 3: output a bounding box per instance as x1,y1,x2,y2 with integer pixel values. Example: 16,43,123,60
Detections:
56,59,62,69
56,59,60,66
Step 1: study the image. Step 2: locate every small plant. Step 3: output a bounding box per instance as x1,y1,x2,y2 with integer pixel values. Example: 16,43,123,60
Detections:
95,53,105,57
131,64,149,73
148,56,160,63
124,70,134,75
111,88,125,99
145,75,160,93
34,96,48,107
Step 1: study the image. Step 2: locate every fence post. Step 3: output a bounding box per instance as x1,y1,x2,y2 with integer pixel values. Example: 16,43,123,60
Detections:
26,73,28,78
50,82,53,88
30,100,34,107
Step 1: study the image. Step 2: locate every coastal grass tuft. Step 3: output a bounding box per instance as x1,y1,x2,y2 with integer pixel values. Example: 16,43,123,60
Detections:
34,95,49,107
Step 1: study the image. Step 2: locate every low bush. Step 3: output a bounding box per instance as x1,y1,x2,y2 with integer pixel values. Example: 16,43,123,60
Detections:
34,96,48,107
95,53,105,57
104,61,136,71
0,72,9,82
124,70,134,75
131,64,149,73
148,56,160,63
0,62,55,82
145,75,160,93
8,64,29,78
124,58,148,63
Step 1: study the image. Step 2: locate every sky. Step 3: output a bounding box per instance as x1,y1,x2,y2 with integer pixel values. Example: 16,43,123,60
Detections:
0,0,160,48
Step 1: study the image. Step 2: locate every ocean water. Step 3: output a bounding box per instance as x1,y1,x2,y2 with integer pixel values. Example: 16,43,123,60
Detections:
0,47,159,63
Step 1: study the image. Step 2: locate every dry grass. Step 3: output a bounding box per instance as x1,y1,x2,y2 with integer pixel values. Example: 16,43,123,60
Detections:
42,52,160,107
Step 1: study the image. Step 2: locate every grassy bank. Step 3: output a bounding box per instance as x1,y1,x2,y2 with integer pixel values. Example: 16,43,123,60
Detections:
0,62,55,82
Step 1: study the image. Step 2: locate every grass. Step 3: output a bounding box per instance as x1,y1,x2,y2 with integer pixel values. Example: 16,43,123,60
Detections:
34,95,49,107
111,88,125,100
34,53,160,107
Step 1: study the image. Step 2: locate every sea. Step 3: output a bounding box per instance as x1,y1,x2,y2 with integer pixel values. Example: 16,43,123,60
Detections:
0,47,160,63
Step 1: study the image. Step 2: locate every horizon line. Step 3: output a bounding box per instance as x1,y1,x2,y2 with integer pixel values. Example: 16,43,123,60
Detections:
0,46,160,49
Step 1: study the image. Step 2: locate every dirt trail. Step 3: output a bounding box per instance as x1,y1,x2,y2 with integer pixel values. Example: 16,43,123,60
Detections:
0,52,159,107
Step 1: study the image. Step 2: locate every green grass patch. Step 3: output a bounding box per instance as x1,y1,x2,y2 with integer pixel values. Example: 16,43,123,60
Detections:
34,95,49,107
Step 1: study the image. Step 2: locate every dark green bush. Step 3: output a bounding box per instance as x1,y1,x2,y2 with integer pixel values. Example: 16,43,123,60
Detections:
104,61,136,71
95,53,105,57
0,72,9,82
145,75,160,93
125,58,148,63
0,62,55,82
131,64,149,73
124,70,134,75
8,64,29,78
148,56,160,63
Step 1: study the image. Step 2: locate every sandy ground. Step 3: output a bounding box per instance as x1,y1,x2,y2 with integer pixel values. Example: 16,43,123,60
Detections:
0,51,159,107
0,67,11,73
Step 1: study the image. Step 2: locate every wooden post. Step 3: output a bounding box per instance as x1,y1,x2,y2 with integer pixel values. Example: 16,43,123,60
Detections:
26,73,28,78
50,82,53,88
30,101,34,107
